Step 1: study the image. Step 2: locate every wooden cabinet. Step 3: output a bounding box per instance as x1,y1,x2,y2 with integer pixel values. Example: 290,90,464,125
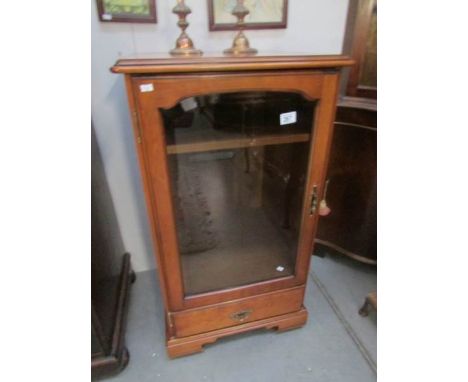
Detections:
112,54,353,358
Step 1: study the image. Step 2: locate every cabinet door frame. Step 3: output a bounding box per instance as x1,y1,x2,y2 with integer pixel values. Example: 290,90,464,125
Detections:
127,70,340,311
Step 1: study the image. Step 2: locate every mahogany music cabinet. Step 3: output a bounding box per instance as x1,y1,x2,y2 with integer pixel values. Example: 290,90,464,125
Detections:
112,54,353,358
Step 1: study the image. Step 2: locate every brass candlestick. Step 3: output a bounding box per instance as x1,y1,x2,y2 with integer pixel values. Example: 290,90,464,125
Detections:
224,0,257,55
170,0,202,56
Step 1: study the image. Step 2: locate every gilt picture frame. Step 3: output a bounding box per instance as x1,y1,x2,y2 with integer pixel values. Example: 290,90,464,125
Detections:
208,0,288,31
96,0,157,23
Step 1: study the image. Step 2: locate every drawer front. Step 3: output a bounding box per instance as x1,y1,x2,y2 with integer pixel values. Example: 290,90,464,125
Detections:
172,286,305,337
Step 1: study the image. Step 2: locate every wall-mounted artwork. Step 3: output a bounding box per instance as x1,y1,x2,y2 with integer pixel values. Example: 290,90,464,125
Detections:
208,0,288,31
96,0,157,23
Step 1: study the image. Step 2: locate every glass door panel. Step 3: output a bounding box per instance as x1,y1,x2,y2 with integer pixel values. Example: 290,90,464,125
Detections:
161,92,315,296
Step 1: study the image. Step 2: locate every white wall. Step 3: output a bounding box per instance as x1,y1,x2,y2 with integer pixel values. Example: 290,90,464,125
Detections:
91,0,350,272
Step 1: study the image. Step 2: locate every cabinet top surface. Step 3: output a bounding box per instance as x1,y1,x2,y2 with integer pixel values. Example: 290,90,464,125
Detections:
111,52,354,74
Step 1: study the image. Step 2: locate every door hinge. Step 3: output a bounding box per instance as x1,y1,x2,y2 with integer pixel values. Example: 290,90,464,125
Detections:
309,185,318,215
132,110,142,144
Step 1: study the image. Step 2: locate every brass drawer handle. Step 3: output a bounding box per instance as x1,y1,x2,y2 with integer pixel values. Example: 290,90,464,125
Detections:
230,309,252,322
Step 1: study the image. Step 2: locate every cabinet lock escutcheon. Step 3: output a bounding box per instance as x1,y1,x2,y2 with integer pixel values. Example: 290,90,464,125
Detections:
310,185,318,215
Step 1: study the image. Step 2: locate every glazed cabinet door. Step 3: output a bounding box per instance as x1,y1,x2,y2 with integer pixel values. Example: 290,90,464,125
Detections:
131,71,339,310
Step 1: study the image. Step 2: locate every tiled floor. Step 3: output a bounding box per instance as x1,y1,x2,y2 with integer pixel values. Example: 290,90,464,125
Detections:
311,252,377,369
107,252,377,382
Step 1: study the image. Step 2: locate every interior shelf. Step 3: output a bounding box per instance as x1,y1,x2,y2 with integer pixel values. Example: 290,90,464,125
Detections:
166,124,310,155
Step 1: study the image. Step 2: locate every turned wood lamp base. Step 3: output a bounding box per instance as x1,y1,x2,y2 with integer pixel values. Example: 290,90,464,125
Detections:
166,307,308,358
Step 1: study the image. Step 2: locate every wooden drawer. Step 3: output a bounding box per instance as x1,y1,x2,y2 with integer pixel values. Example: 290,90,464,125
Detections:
172,286,305,337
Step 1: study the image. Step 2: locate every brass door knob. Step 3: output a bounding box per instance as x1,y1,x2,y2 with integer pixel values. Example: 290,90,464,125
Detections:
319,179,331,216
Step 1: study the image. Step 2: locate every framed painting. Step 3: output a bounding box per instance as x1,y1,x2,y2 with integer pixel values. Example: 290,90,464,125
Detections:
208,0,288,31
96,0,157,23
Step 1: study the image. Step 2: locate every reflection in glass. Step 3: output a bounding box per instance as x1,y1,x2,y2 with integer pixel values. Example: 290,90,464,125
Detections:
162,92,315,295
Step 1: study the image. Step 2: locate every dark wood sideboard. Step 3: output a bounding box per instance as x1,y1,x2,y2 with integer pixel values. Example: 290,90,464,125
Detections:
91,126,135,379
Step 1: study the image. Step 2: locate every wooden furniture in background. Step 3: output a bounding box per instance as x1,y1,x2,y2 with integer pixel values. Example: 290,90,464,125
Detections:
315,99,376,264
91,127,135,379
359,291,377,316
345,0,377,99
112,54,353,357
316,0,377,264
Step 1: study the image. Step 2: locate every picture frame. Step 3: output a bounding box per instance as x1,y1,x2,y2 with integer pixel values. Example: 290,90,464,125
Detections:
208,0,288,31
96,0,157,23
